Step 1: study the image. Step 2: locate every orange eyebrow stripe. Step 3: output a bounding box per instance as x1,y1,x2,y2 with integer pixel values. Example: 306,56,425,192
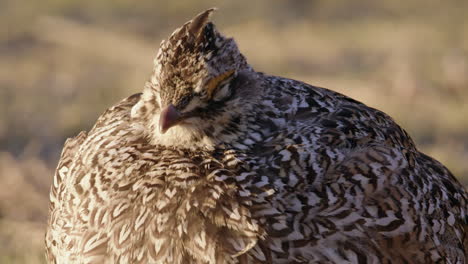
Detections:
205,70,235,98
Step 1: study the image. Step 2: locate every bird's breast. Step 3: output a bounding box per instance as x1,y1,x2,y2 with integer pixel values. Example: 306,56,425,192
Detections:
54,145,265,263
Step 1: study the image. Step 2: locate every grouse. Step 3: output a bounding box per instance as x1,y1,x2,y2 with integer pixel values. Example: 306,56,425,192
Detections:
45,9,467,264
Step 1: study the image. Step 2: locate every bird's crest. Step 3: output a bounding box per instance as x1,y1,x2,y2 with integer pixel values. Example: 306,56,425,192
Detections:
188,8,216,39
150,8,249,106
165,8,216,51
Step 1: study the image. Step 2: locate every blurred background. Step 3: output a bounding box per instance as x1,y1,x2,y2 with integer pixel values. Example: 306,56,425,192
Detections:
0,0,467,263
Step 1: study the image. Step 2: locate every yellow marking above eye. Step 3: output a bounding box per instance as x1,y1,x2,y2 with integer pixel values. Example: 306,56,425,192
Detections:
205,70,235,99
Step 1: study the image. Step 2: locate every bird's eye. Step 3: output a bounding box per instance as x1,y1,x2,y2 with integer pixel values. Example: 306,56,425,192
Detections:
205,70,236,100
177,95,192,109
212,80,234,101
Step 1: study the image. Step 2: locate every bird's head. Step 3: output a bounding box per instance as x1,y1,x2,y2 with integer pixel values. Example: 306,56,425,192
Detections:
132,8,261,149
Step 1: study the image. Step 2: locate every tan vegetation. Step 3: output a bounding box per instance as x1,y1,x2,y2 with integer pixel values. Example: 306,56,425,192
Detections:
0,0,467,263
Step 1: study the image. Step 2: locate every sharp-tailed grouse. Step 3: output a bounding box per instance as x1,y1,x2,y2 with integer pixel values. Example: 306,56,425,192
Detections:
45,9,467,264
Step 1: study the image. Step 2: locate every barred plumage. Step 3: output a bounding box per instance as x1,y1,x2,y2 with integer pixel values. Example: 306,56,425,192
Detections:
45,9,467,263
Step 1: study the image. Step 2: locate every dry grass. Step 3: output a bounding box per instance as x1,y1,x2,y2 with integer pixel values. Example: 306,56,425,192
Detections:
1,1,467,263
0,152,49,263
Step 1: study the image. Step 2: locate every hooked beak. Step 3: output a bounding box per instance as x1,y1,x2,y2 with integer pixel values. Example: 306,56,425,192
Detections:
159,104,181,134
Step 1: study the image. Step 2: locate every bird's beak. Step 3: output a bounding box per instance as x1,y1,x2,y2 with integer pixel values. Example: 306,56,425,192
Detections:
159,104,181,134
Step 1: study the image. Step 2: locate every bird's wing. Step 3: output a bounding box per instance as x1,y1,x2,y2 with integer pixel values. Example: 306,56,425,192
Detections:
45,93,143,263
251,112,466,262
300,144,466,263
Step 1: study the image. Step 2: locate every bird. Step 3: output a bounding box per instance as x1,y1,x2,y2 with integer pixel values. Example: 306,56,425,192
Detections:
45,8,467,264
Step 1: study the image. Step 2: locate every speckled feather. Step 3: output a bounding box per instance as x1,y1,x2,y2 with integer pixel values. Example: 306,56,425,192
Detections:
46,9,467,264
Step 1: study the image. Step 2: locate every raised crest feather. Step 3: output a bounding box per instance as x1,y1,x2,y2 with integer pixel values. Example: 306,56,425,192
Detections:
188,8,217,37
